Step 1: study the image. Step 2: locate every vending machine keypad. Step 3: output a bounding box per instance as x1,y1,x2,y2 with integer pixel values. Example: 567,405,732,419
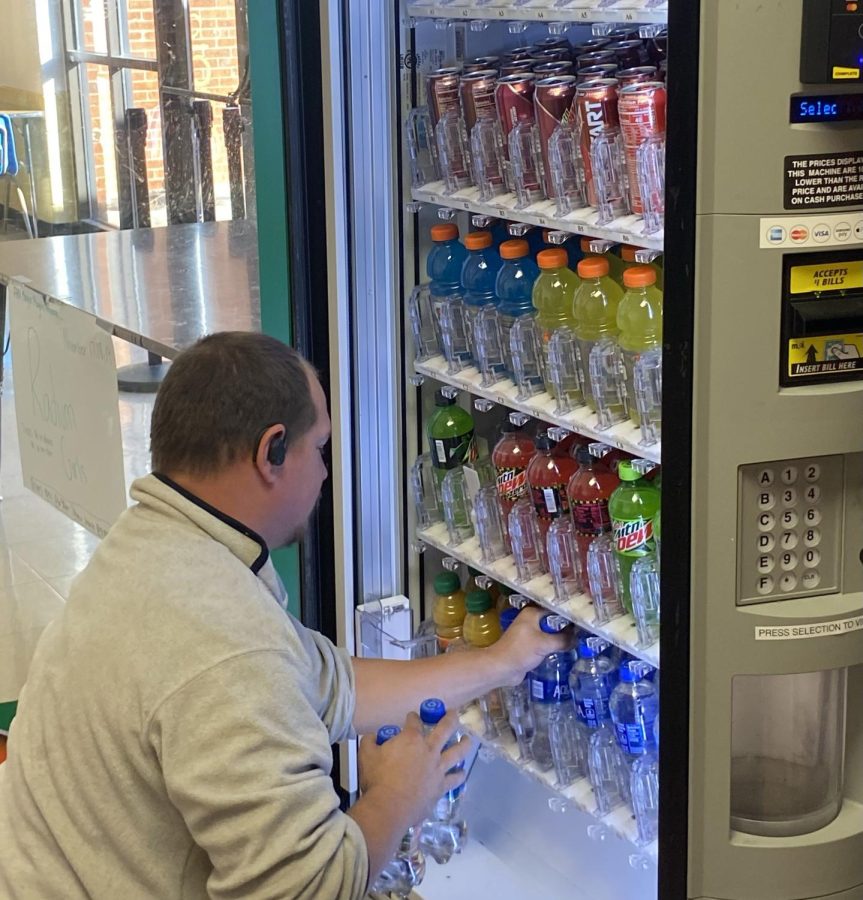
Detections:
737,456,843,605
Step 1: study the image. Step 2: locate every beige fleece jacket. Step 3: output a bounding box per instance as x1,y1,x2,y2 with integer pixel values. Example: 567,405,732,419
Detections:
0,474,368,899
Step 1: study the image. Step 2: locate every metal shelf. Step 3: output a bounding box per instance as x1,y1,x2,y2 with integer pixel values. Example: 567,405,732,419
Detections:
411,183,663,251
414,354,661,464
407,0,667,25
418,521,660,667
459,705,657,859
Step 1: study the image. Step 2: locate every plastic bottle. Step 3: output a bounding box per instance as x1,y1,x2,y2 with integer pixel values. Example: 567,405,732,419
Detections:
571,637,618,733
620,244,663,289
426,390,477,495
608,461,661,614
533,248,579,398
495,239,540,376
567,446,621,581
617,266,663,424
579,237,626,287
543,229,583,271
461,231,503,361
525,434,579,559
432,571,467,652
463,590,507,738
574,256,624,410
610,661,659,765
418,698,468,864
528,643,580,782
491,421,537,522
499,607,535,761
370,725,427,897
427,223,469,329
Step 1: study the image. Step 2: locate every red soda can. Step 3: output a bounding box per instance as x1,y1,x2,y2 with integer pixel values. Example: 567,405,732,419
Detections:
534,75,578,200
606,39,647,68
530,48,570,64
606,27,640,40
573,38,610,54
427,67,462,130
460,70,498,135
507,46,536,61
575,78,620,207
532,60,574,77
576,63,619,83
495,73,537,160
618,81,666,214
534,37,571,53
500,59,535,76
617,66,658,87
576,49,617,68
464,55,500,74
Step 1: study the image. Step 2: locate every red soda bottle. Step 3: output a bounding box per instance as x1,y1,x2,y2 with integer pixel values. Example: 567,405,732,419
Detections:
525,434,579,557
567,445,620,580
492,421,537,522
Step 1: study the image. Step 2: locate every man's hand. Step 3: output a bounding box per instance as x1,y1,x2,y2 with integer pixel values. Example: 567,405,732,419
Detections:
487,606,574,688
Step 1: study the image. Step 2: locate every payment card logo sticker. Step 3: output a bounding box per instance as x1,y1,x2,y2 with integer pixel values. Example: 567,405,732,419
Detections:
788,334,863,377
790,225,810,243
813,223,831,243
767,225,786,244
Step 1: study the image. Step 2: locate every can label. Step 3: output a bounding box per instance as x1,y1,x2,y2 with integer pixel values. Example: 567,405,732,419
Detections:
432,431,478,470
571,498,610,536
612,515,655,556
496,466,528,502
576,80,620,207
531,482,569,519
530,676,572,703
535,76,578,200
618,83,666,214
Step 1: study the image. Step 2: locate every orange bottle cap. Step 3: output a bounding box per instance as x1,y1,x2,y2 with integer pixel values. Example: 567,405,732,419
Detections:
464,230,493,250
499,239,530,259
580,237,597,253
577,256,610,278
431,223,459,242
537,248,568,269
620,245,638,262
623,265,657,288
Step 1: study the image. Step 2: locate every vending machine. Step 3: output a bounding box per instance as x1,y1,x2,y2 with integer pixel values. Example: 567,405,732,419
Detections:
310,1,863,897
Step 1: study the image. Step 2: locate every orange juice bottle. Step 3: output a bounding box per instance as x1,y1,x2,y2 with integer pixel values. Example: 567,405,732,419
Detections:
432,571,467,651
463,589,503,648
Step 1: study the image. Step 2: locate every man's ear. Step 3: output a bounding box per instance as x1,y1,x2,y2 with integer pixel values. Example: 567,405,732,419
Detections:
253,424,287,484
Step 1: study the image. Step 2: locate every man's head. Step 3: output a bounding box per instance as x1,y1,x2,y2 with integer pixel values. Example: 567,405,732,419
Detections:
150,332,330,547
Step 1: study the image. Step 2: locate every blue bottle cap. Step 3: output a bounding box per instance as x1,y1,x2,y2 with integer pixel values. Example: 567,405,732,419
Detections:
619,665,639,683
500,607,520,631
376,725,401,745
578,638,597,658
539,614,570,634
419,698,447,725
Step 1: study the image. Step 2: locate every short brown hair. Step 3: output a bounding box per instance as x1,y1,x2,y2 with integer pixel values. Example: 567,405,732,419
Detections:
150,332,318,475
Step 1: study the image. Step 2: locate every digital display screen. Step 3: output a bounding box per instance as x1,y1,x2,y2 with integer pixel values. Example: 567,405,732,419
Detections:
791,93,863,123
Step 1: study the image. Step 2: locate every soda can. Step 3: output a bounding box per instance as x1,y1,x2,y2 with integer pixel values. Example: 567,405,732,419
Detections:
507,46,536,62
534,75,578,200
500,59,535,76
427,67,462,130
617,66,658,87
575,78,620,207
576,63,619,84
464,55,500,74
460,69,498,135
606,39,647,69
530,48,570,64
573,37,610,55
576,50,617,69
533,60,574,78
534,37,571,53
618,81,666,215
606,27,640,41
495,73,537,146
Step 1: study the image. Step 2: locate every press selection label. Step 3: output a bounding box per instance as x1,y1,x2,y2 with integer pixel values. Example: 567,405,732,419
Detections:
755,614,863,640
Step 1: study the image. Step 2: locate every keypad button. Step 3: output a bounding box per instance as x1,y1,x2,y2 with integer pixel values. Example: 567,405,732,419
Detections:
804,528,821,548
757,555,776,574
781,466,798,485
781,510,799,529
781,488,798,507
803,549,821,569
804,507,822,526
804,485,821,503
758,491,776,510
780,573,798,592
805,463,821,482
757,533,776,552
758,512,776,532
802,570,821,590
757,468,775,486
780,551,798,571
756,576,775,595
780,531,798,550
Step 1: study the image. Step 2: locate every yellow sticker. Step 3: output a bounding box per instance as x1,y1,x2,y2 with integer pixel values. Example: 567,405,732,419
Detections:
833,66,861,79
788,333,863,377
789,260,863,294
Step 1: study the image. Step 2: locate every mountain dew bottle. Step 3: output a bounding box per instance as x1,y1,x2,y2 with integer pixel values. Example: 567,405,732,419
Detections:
427,390,477,495
609,461,660,614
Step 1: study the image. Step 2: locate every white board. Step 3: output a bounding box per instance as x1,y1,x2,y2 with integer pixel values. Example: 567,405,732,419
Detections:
9,281,127,537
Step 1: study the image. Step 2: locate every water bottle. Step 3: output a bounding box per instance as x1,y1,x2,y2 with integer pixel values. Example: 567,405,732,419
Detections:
631,725,659,845
609,660,659,766
461,230,502,361
370,726,427,897
499,607,536,761
528,640,577,779
418,698,468,864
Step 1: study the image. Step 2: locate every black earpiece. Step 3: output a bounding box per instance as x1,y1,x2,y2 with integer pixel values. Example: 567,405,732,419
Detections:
267,433,287,466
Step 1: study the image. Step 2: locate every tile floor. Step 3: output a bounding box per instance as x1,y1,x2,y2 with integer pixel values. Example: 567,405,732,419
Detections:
0,335,155,729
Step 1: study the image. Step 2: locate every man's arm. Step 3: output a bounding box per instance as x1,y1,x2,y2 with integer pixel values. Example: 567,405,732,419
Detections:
352,607,571,734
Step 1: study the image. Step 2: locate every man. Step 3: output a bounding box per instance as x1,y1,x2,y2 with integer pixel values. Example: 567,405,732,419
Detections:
0,332,567,899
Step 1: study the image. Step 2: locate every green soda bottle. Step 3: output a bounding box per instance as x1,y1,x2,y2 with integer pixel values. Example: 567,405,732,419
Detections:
574,256,624,411
533,248,579,399
617,266,663,425
609,461,661,615
427,390,477,494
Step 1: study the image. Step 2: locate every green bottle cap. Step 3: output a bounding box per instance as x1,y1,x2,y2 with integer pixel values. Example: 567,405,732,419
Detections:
434,571,461,595
435,390,456,407
465,589,493,613
618,460,640,482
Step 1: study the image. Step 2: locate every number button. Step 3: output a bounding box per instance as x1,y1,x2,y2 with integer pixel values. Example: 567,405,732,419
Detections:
805,485,821,503
757,533,776,552
780,531,798,550
758,512,776,531
780,573,798,592
780,551,798,571
802,570,821,590
804,549,821,568
781,509,799,529
805,463,821,482
782,488,798,507
804,528,821,548
757,555,776,574
804,507,822,526
756,576,775,595
781,466,798,485
757,468,775,486
758,491,776,511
